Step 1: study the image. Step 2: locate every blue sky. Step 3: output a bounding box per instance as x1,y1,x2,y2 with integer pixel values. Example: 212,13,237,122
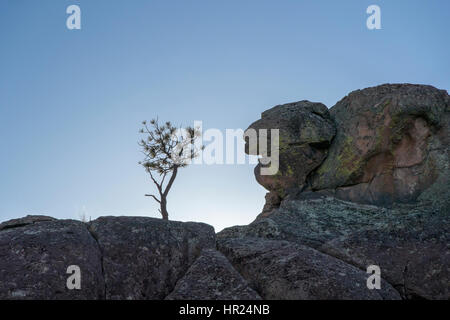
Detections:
0,0,449,231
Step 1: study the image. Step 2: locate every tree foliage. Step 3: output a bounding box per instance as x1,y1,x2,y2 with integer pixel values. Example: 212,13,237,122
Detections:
138,118,202,220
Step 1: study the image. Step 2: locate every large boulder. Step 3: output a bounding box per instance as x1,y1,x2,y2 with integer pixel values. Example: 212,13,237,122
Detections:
0,216,104,299
245,84,450,209
88,216,216,300
312,84,450,206
244,101,336,198
166,249,262,300
217,237,400,300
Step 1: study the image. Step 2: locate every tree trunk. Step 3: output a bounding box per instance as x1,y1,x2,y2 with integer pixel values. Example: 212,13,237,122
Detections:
160,197,169,220
159,166,178,221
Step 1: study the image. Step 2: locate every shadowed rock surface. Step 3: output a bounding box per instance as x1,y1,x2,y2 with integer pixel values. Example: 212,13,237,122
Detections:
0,218,104,300
88,216,216,300
218,196,449,299
166,249,262,300
0,216,220,300
217,238,400,300
321,224,449,300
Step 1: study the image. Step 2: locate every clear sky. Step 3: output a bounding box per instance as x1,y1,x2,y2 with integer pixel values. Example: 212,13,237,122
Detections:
0,0,449,231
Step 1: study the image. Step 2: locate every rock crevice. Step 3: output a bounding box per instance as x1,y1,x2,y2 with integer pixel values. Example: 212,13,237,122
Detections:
84,223,107,299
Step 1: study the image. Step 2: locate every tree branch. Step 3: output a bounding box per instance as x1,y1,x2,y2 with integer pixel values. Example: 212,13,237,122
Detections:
145,194,161,203
148,170,163,194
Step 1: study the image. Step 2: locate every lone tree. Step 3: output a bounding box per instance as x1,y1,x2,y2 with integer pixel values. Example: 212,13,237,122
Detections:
139,119,202,220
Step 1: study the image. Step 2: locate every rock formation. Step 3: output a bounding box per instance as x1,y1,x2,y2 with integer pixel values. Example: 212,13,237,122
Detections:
0,83,448,300
222,83,449,299
246,84,449,208
0,215,217,300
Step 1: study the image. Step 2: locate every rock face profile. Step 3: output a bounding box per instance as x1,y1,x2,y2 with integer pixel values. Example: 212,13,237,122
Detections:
245,101,336,201
0,83,448,300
